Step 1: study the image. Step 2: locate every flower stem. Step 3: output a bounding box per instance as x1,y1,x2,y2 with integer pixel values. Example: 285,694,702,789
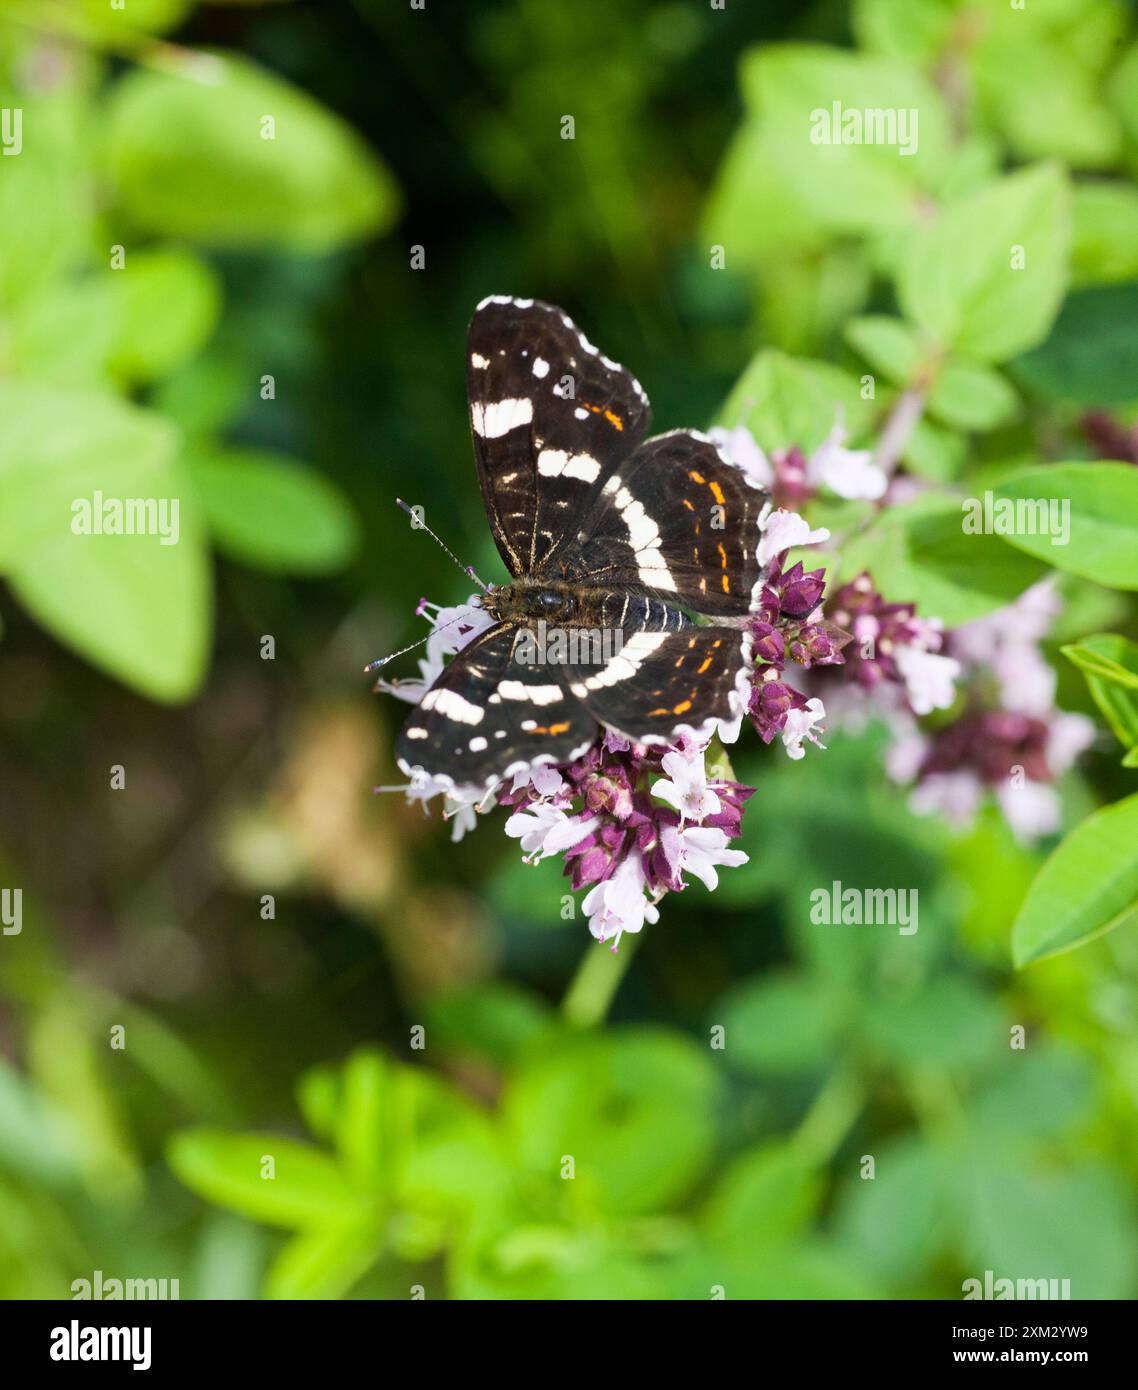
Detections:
791,1065,865,1165
872,386,926,478
562,934,640,1028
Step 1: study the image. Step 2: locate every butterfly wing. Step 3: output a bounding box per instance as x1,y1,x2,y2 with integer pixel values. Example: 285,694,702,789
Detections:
559,429,767,617
397,623,597,788
569,624,751,746
467,297,651,578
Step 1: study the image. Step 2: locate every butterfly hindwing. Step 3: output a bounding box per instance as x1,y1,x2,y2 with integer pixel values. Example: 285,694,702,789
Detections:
569,624,749,745
560,430,766,617
397,623,596,787
467,297,651,578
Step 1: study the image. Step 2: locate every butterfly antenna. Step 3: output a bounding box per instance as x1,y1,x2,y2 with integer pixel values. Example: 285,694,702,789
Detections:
363,607,481,676
395,498,489,591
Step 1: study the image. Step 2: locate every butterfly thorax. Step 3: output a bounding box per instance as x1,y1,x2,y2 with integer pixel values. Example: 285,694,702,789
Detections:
484,579,694,633
484,579,604,626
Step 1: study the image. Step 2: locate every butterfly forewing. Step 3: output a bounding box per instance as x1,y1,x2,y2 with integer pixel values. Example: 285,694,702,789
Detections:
467,297,651,577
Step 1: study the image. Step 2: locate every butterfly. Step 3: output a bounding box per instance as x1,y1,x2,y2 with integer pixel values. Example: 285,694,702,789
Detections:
396,296,767,789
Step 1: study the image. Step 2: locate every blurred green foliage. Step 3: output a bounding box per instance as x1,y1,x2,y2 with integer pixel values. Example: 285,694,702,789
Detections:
2,0,1138,1302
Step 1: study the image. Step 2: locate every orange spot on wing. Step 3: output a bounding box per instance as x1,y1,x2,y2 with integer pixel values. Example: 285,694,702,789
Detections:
721,574,731,593
697,657,713,673
673,699,693,715
580,401,624,431
709,481,725,504
689,470,706,484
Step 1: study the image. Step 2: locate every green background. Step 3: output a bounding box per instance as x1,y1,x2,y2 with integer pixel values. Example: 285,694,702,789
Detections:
2,0,1138,1300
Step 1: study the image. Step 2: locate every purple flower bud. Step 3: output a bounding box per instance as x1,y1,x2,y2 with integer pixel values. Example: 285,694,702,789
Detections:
750,620,785,667
788,620,846,669
564,822,629,889
778,562,827,618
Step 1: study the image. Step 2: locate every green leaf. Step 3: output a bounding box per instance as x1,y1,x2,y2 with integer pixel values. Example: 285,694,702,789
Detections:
186,446,358,575
841,493,1047,626
739,44,950,236
1062,633,1138,691
971,34,1121,169
13,249,222,389
334,1051,387,1190
106,51,400,251
970,1046,1093,1143
1012,792,1138,965
993,463,1138,588
852,0,953,63
0,382,211,701
1063,634,1138,758
902,417,965,482
897,164,1070,362
843,315,923,385
264,1224,380,1300
0,86,91,312
704,1143,823,1258
422,983,555,1067
105,248,222,384
1108,41,1138,147
861,976,1005,1071
835,1137,953,1284
963,1158,1138,1300
168,1130,370,1228
927,362,1018,432
714,973,845,1076
1011,283,1138,405
1071,182,1138,286
504,1029,722,1215
717,350,873,454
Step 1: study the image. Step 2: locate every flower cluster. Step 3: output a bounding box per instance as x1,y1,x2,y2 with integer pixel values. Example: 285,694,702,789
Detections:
824,572,960,717
499,732,753,946
710,416,888,505
884,581,1095,842
744,532,847,757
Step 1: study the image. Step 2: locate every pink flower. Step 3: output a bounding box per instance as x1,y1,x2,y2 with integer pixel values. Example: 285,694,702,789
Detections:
781,697,827,759
757,509,831,569
583,855,660,946
894,645,961,716
671,825,748,890
504,804,600,863
651,747,722,822
810,420,887,500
